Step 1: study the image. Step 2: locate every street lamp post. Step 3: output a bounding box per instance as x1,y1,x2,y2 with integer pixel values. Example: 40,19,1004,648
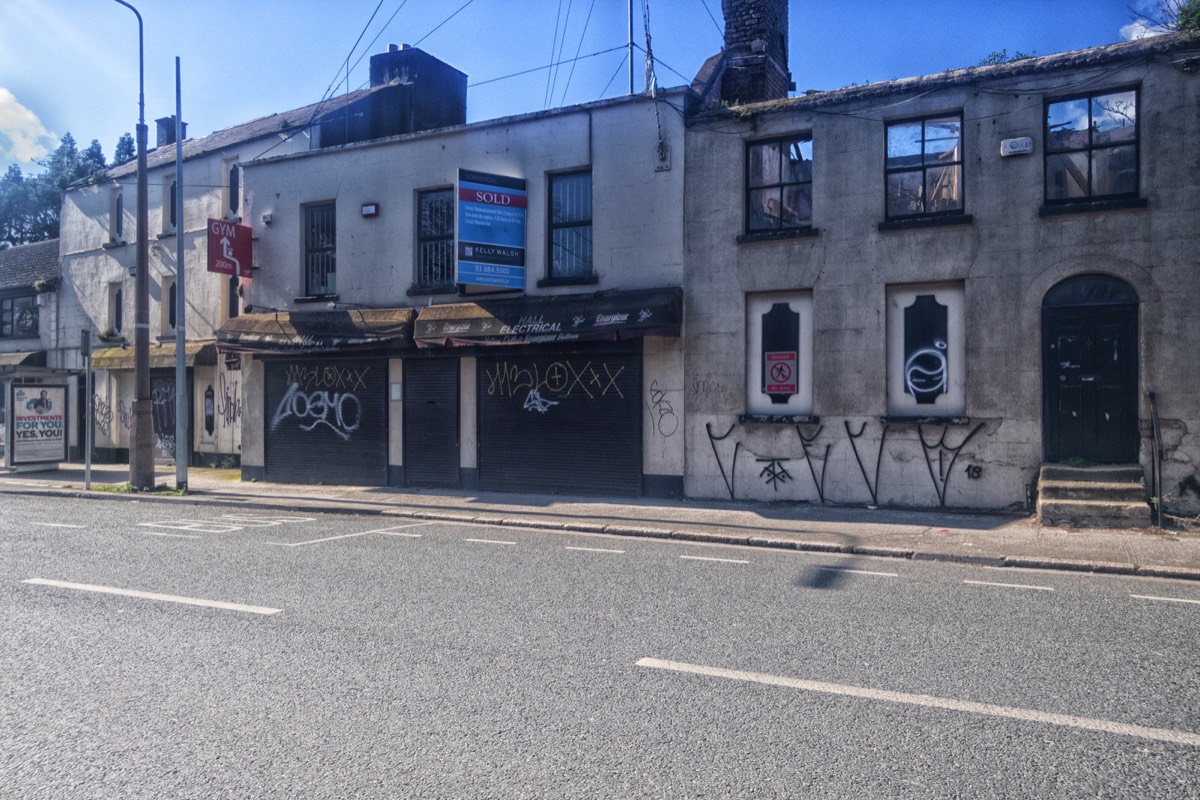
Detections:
112,0,155,490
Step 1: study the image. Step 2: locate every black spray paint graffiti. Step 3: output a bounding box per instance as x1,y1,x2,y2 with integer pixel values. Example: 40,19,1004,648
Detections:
846,420,888,507
919,423,985,506
708,419,986,507
758,458,793,490
271,383,362,441
218,372,241,427
119,400,132,431
796,425,830,503
646,380,679,437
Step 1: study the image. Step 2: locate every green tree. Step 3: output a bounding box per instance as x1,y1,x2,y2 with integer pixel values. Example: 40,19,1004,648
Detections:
113,132,135,166
0,164,31,247
977,49,1034,67
1136,0,1200,33
0,132,109,244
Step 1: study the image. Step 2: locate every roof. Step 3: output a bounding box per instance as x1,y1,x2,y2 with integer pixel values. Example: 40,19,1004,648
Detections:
102,85,388,180
693,31,1200,122
0,239,60,292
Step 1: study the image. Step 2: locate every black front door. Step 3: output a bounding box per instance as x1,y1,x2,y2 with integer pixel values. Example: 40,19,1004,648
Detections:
1042,277,1138,464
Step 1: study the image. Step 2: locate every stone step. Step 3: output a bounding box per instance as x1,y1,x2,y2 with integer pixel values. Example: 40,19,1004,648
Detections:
1037,498,1151,529
1038,479,1147,503
1039,464,1146,484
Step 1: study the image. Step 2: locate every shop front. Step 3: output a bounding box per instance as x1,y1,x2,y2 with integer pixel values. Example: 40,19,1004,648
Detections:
414,287,682,498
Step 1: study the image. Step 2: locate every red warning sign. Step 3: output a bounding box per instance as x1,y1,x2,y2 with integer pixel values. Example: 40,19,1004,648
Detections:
765,351,797,394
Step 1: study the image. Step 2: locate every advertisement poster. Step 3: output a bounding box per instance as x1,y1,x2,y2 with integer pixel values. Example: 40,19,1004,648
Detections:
455,169,527,290
7,384,68,465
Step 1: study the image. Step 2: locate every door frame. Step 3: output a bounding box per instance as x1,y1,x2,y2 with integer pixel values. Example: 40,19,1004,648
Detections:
1041,273,1139,464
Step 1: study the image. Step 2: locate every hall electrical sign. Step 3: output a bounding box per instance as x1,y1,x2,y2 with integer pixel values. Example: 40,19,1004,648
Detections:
455,169,527,291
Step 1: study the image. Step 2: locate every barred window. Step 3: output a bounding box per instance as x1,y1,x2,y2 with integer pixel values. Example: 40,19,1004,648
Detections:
548,171,593,281
304,202,336,296
415,189,455,293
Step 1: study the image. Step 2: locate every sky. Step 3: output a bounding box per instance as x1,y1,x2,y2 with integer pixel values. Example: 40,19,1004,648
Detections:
0,0,1175,175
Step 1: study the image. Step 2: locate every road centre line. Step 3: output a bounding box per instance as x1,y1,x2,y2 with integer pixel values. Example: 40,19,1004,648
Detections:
466,538,517,546
138,531,202,540
32,522,86,529
818,566,898,578
636,657,1200,748
1130,594,1200,606
964,579,1054,592
566,546,625,554
21,579,281,616
680,555,749,564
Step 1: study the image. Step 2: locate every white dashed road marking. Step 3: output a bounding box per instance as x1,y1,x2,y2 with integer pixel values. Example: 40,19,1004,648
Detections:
964,579,1054,592
565,546,625,554
636,657,1200,747
680,555,749,564
1130,594,1200,606
817,566,898,578
22,578,281,616
465,538,517,546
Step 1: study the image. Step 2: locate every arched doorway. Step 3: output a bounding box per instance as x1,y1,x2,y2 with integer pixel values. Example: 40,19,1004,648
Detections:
1042,274,1139,463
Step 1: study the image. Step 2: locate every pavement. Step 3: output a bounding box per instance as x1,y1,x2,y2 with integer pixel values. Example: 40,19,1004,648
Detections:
2,461,1199,582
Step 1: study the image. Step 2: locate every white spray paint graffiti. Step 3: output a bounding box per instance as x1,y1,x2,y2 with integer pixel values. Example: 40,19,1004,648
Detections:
270,383,362,442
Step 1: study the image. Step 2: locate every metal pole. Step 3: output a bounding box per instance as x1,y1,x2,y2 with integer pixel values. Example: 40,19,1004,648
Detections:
82,329,92,490
628,0,638,95
174,57,187,491
112,0,154,490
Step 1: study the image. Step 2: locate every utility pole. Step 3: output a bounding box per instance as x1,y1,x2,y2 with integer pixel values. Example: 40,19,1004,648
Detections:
113,0,155,490
173,57,187,491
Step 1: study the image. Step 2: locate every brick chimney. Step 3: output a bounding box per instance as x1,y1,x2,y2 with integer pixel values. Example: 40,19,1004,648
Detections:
721,0,792,104
155,115,186,148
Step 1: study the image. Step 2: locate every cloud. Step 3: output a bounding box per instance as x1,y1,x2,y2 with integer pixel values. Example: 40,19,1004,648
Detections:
0,87,56,165
1122,18,1167,39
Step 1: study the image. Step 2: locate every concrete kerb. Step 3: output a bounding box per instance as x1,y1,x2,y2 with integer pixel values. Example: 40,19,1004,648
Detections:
4,483,1200,582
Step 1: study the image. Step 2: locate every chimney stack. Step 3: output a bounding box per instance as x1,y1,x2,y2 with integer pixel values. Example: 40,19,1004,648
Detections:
155,115,186,148
720,0,793,105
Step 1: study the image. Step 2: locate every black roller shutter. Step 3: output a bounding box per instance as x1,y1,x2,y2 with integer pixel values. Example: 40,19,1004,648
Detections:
477,349,642,496
403,359,460,488
264,357,387,485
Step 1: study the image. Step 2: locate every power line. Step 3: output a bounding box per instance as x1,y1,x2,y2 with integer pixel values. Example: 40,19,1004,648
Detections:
558,0,599,106
469,46,628,88
414,0,479,47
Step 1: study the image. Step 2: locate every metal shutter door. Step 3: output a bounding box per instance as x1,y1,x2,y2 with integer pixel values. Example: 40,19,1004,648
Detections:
477,350,642,496
264,358,387,485
403,359,460,488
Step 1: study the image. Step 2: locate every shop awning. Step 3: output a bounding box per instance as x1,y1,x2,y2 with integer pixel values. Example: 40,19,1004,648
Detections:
91,341,217,370
216,308,416,355
414,287,683,347
0,350,46,368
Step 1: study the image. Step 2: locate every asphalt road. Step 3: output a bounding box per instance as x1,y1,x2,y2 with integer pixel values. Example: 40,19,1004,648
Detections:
2,494,1198,798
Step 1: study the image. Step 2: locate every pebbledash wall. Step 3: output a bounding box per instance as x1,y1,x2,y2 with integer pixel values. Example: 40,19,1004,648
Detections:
232,89,688,495
683,32,1200,513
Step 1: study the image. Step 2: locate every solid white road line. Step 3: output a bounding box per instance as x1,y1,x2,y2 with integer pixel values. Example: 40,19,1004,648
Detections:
21,579,281,616
268,532,376,547
268,523,432,547
31,522,86,529
635,657,1200,747
817,566,898,578
565,546,625,554
465,538,517,546
964,579,1054,592
137,531,202,540
680,555,749,564
1130,594,1200,606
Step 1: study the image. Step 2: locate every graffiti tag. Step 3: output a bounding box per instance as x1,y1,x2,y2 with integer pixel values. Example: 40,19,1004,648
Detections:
271,383,362,442
646,380,679,437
